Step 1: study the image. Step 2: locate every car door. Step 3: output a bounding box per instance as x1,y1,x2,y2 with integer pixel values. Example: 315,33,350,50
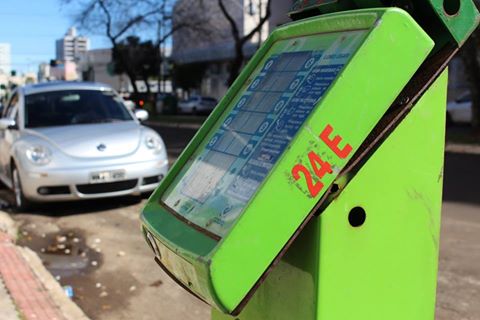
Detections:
0,91,19,181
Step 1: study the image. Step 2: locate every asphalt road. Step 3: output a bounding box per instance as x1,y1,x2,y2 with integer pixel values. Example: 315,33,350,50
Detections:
1,123,479,320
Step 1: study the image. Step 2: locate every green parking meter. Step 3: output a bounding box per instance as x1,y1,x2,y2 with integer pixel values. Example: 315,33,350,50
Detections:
141,1,479,319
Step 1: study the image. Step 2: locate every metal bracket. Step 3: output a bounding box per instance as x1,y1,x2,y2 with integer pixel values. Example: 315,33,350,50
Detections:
289,0,479,48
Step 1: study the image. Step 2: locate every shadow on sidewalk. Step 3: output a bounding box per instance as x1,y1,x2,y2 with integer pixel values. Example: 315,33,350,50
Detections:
0,189,149,217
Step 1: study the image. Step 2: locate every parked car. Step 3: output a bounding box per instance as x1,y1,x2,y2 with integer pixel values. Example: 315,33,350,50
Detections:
155,93,178,114
178,96,218,114
447,91,472,125
0,81,169,210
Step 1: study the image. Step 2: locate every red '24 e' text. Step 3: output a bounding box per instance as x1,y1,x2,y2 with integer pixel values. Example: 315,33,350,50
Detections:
292,124,353,197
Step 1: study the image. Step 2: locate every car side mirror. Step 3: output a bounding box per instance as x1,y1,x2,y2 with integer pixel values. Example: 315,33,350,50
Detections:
0,118,17,130
135,109,149,122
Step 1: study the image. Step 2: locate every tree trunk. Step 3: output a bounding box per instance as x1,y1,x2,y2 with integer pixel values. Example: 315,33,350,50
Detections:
126,68,139,95
460,34,480,131
228,42,245,86
143,75,151,95
112,44,139,95
219,0,271,86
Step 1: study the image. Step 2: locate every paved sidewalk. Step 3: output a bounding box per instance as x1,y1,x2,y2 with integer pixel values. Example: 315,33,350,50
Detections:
0,272,19,320
0,211,90,320
445,142,480,154
0,212,19,319
0,232,66,320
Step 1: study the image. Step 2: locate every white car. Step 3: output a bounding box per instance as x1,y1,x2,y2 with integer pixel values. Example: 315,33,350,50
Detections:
178,96,218,114
447,92,472,124
0,81,169,210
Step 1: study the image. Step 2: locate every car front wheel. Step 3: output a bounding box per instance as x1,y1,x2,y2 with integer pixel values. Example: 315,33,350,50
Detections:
11,165,30,212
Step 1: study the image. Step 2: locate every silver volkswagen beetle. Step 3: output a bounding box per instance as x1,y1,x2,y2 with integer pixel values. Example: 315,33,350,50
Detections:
0,82,168,210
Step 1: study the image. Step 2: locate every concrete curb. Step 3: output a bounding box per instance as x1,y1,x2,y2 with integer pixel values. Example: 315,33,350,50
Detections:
19,247,90,320
144,120,202,130
0,211,17,239
445,143,480,154
0,233,65,320
0,274,19,320
0,211,90,320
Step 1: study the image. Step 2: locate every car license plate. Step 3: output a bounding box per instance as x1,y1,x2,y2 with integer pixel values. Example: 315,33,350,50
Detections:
89,170,125,184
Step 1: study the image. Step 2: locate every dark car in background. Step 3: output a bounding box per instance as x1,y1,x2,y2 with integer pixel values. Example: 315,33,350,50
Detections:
155,93,178,114
178,96,218,115
447,91,472,125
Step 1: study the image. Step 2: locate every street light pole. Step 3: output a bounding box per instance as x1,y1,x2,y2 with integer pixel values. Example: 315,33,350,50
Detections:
258,0,263,49
157,20,162,95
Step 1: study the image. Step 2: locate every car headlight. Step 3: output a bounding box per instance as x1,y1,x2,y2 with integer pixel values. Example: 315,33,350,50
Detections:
145,135,163,153
25,145,52,165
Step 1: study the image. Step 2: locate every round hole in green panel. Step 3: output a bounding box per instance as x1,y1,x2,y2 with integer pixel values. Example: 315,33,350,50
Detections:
348,207,366,227
444,0,461,16
330,183,339,194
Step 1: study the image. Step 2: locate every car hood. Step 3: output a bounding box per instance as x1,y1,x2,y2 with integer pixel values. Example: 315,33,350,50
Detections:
27,121,143,159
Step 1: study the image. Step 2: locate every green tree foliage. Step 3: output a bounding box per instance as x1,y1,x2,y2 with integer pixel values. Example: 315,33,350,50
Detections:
64,0,207,94
174,63,207,92
113,36,160,94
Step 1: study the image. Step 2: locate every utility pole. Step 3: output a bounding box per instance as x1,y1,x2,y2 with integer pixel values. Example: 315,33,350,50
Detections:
258,0,263,49
157,0,166,95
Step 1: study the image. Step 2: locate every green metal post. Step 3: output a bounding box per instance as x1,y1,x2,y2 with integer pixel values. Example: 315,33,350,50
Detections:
212,69,448,320
140,1,478,318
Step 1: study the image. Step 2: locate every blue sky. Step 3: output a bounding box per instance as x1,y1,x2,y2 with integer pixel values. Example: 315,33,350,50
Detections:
0,0,108,74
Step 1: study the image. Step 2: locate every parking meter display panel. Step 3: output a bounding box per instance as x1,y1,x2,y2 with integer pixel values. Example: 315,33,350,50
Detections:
162,29,368,237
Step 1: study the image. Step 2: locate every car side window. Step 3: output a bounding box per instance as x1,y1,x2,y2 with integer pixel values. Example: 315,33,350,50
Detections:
4,92,18,119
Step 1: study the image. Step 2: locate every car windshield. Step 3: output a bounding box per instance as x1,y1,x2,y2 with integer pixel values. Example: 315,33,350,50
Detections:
25,89,133,128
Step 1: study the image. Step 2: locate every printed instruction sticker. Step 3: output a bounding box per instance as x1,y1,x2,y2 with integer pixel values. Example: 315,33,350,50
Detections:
162,30,368,237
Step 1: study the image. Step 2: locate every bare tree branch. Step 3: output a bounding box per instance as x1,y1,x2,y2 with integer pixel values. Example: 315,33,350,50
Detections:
218,0,272,85
63,0,212,95
241,0,271,45
218,0,241,42
112,8,160,40
97,0,114,41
